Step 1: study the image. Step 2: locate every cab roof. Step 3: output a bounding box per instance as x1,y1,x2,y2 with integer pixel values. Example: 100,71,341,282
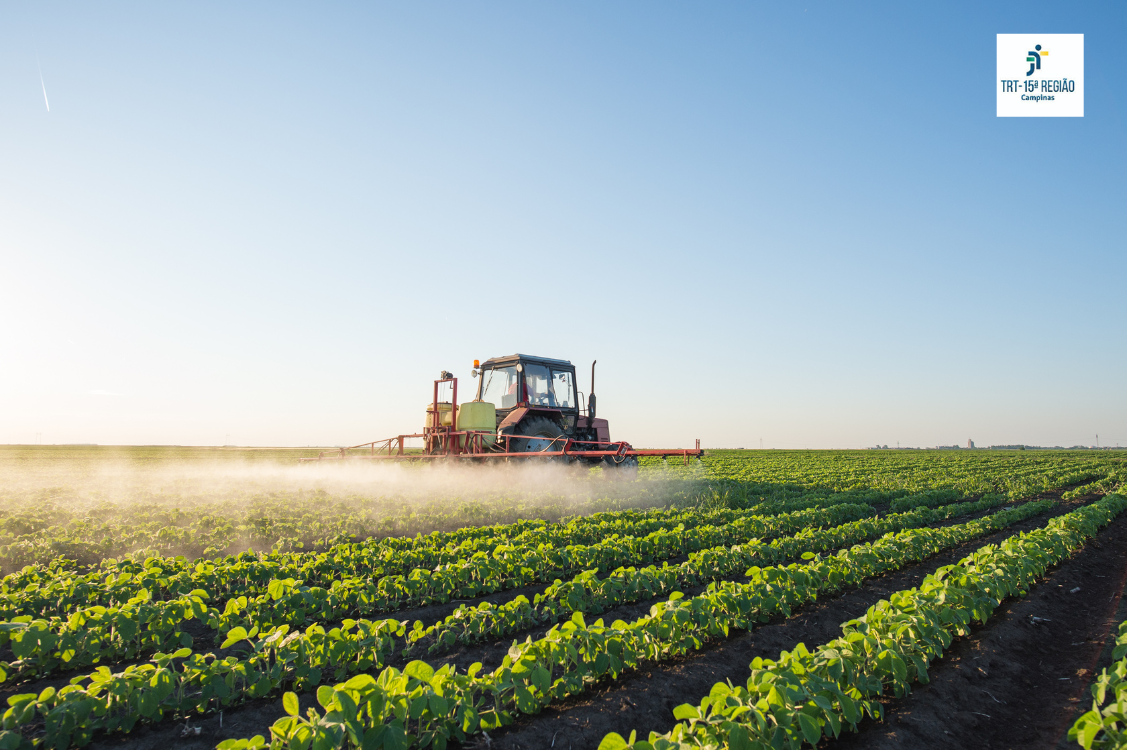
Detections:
480,354,574,369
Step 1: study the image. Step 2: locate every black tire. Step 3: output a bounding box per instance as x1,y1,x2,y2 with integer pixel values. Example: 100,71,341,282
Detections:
510,416,566,455
604,444,639,474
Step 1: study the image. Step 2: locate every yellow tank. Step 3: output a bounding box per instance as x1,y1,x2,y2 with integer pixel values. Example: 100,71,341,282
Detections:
457,401,496,447
424,401,497,447
424,402,454,432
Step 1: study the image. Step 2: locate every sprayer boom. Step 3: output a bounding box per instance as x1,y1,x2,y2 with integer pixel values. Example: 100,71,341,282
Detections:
302,353,704,466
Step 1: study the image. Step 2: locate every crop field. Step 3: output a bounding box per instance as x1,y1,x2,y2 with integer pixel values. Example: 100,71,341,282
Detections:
0,446,1124,750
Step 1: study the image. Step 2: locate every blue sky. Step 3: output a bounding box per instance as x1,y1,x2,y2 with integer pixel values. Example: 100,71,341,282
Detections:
1,2,1125,448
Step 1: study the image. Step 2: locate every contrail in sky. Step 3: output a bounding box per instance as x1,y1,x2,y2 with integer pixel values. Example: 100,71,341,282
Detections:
36,55,49,112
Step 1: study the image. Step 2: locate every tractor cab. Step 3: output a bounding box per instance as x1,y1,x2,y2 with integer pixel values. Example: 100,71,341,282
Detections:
476,354,579,429
474,353,609,449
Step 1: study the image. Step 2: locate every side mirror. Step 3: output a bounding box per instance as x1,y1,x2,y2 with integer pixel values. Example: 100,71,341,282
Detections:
588,393,596,419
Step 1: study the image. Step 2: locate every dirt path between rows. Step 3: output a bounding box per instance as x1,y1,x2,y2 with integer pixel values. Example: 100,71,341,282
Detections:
407,498,1026,676
828,513,1126,750
461,495,1108,750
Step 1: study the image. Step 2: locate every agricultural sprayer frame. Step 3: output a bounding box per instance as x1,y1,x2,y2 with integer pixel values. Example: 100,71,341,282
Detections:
301,376,704,464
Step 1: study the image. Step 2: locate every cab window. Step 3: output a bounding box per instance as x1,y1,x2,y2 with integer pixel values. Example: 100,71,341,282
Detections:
479,366,518,409
523,364,554,406
551,370,575,409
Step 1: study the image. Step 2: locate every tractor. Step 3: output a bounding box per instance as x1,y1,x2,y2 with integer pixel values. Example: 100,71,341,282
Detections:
304,353,702,465
466,353,623,465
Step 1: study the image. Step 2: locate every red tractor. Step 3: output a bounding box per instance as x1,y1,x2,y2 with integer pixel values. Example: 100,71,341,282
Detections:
305,353,702,466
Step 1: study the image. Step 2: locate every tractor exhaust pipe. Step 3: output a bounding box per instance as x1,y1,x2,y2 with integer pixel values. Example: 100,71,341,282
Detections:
589,360,596,419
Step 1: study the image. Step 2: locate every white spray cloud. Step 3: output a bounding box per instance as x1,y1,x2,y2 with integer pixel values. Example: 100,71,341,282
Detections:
0,456,697,526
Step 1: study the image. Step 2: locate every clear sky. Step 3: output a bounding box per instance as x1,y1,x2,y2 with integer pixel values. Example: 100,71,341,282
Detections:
1,2,1126,449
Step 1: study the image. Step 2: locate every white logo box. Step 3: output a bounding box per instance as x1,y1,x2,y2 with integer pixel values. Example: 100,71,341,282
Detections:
996,34,1084,118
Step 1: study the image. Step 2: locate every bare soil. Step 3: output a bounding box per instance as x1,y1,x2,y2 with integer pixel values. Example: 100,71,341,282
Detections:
455,494,1116,750
828,513,1127,750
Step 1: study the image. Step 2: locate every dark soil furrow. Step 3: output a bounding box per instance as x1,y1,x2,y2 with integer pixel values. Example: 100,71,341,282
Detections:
0,503,1003,703
77,492,1100,750
396,498,1041,670
456,495,1102,750
18,494,1062,696
827,514,1127,750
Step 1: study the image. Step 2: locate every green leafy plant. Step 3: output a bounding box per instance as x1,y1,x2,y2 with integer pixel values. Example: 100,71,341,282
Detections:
1068,620,1126,750
406,495,1012,656
0,500,888,684
220,497,1065,750
602,494,1127,750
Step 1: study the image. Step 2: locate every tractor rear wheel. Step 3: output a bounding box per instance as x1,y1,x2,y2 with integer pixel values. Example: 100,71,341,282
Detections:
510,417,566,455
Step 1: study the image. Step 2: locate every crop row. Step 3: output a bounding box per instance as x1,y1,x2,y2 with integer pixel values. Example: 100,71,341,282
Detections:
0,503,875,745
1062,468,1128,500
0,496,1042,749
886,488,963,513
0,503,872,681
0,464,705,574
0,461,1090,622
4,449,1118,577
1068,620,1126,750
603,493,1127,750
207,502,878,635
0,615,407,749
0,489,898,622
695,451,1120,501
5,482,887,591
214,497,1061,750
406,494,1010,654
0,502,869,747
